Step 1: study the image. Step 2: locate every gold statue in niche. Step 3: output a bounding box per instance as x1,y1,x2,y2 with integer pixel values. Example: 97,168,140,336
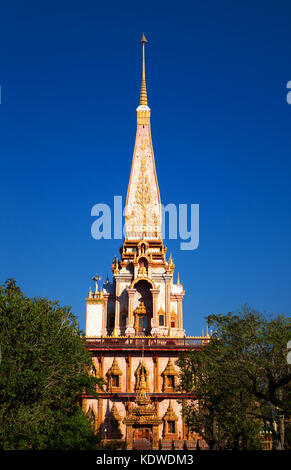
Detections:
135,361,150,392
138,260,147,275
134,301,150,335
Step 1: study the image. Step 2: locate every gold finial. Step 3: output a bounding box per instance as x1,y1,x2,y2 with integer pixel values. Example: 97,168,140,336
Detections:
113,258,119,275
92,275,101,295
139,33,148,106
177,273,180,285
140,33,148,44
88,287,92,299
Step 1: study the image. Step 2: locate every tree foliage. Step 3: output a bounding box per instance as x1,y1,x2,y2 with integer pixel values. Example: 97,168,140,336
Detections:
0,279,103,449
178,306,291,450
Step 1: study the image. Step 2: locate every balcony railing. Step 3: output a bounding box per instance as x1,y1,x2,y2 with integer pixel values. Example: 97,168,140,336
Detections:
85,336,211,348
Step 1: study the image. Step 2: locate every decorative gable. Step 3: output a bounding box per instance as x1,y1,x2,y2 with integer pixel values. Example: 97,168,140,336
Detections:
162,358,179,392
163,401,179,438
107,357,123,392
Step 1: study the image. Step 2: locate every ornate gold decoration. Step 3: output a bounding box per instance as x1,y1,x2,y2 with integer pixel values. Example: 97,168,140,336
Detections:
112,257,119,275
134,301,147,316
107,357,122,376
168,254,175,273
135,361,150,392
157,306,165,315
162,358,179,392
163,401,178,422
163,401,179,438
135,367,150,405
138,260,147,275
124,343,162,448
86,285,104,303
135,139,151,225
123,391,162,450
107,357,123,392
140,242,147,254
124,35,162,243
162,358,179,377
170,309,177,327
110,402,122,422
133,300,151,335
131,276,155,289
157,306,165,326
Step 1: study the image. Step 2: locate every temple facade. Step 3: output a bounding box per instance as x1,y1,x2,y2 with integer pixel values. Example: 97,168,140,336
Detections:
82,35,208,450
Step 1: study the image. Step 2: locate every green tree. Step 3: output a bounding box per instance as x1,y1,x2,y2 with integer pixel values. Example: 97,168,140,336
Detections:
178,306,291,450
0,279,103,449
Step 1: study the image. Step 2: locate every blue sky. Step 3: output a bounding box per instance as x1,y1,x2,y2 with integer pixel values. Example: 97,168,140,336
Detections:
0,0,291,335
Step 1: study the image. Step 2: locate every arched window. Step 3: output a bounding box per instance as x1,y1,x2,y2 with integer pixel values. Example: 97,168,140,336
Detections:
163,402,178,439
162,358,179,392
107,358,122,392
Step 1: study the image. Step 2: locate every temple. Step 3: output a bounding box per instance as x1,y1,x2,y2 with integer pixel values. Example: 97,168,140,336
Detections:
82,35,209,450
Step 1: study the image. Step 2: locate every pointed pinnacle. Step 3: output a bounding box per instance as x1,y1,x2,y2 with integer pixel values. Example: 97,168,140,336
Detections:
139,34,148,106
140,33,148,43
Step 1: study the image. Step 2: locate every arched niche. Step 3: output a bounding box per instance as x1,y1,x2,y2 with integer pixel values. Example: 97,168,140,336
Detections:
132,279,153,335
137,256,148,275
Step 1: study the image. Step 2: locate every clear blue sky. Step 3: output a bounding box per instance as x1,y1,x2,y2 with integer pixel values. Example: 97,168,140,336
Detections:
0,0,291,335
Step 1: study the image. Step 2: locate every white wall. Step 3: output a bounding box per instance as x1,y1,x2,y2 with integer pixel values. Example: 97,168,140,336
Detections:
86,303,103,336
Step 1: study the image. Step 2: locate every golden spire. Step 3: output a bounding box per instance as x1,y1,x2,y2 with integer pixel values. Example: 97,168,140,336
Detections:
139,33,148,106
177,273,180,285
